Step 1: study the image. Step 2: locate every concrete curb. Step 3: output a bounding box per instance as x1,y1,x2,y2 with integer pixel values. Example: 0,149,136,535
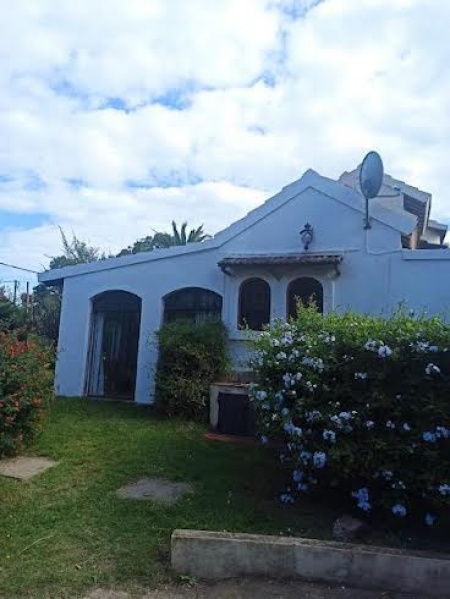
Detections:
171,530,450,597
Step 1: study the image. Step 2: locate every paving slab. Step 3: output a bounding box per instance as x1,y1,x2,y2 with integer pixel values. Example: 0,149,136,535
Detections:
0,456,59,481
117,478,193,504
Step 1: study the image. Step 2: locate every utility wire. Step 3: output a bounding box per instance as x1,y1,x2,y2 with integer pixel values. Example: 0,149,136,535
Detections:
0,261,38,274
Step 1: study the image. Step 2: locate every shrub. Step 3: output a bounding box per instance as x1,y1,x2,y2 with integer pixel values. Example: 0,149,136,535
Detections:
249,307,450,527
155,319,229,420
0,332,54,457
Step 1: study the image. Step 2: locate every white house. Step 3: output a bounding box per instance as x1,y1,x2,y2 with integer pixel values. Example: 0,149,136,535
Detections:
39,165,450,404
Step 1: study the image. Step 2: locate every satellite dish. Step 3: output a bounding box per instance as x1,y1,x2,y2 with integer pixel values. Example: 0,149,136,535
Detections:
359,151,384,228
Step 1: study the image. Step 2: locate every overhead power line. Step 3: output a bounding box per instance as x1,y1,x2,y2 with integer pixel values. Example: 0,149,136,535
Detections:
0,261,39,274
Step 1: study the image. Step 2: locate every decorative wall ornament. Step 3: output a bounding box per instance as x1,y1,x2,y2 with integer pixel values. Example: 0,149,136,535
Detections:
300,223,314,250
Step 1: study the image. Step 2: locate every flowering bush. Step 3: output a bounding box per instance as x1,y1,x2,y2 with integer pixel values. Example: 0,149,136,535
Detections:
249,308,450,527
155,319,229,420
0,332,54,457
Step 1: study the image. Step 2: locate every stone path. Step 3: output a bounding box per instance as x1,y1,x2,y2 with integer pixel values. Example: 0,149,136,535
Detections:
116,478,193,504
0,456,59,481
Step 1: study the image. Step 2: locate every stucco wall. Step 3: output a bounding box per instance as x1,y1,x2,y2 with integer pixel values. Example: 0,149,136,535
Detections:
53,186,450,404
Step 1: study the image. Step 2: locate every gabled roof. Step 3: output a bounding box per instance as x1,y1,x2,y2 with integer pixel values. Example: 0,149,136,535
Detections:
39,169,417,284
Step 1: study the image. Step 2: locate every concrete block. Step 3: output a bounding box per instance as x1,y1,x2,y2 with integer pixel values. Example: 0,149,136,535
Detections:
171,530,450,597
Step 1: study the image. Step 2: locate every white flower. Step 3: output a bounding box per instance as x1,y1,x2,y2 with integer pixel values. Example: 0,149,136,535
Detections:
386,420,396,430
354,372,368,380
364,339,378,351
425,363,441,375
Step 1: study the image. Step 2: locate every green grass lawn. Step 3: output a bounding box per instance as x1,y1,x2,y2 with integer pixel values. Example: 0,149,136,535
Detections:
0,399,337,598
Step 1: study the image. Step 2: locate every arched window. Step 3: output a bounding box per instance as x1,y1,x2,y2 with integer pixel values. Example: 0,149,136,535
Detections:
287,277,323,318
238,278,271,331
163,287,222,323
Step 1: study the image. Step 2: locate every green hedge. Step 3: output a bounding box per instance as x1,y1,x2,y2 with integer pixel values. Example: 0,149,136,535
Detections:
0,332,54,457
155,319,229,420
249,308,450,527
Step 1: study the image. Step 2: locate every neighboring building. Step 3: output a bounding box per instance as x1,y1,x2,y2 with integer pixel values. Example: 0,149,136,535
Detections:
39,166,449,404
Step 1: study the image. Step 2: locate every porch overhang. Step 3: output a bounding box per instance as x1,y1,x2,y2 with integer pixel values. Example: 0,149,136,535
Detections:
218,253,343,276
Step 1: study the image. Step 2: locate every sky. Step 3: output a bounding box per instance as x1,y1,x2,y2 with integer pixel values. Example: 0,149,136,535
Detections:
1,0,449,290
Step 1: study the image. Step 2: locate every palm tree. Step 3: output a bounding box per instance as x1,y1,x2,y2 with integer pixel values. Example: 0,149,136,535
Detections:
170,221,211,246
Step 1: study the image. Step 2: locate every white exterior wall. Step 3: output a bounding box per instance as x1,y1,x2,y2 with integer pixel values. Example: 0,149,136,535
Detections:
55,249,224,403
52,185,450,404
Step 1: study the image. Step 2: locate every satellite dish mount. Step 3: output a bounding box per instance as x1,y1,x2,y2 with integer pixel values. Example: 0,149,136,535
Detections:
359,151,384,229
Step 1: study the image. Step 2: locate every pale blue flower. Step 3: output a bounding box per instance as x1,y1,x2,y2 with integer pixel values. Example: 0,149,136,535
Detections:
391,481,406,490
297,483,309,492
438,484,450,496
381,470,393,481
281,407,290,417
283,422,302,438
260,435,268,445
386,420,396,430
378,344,393,358
364,339,377,351
306,409,322,422
352,487,371,512
255,390,267,402
423,431,437,443
323,429,336,443
354,372,368,380
280,493,294,504
392,504,407,517
425,363,441,375
425,513,436,526
312,451,327,469
436,426,450,439
292,470,303,483
402,423,411,432
299,450,312,465
365,420,375,430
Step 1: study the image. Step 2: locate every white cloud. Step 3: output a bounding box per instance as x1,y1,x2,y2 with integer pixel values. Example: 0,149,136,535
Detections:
1,0,450,282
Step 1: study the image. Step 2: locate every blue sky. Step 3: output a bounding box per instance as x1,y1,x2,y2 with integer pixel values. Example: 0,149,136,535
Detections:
1,0,449,288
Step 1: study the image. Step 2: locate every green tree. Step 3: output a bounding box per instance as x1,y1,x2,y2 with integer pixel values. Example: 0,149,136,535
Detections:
0,287,25,331
33,228,103,343
117,221,210,256
48,228,105,269
170,221,210,245
30,284,61,344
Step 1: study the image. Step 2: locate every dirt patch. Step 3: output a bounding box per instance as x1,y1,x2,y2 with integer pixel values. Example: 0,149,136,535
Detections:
116,478,193,504
85,579,420,599
0,456,59,481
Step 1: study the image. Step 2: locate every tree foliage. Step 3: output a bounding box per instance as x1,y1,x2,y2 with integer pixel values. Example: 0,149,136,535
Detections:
117,221,210,256
155,319,229,420
48,227,105,270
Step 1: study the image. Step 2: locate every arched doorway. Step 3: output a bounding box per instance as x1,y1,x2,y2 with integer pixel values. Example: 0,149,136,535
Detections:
86,290,141,399
287,277,323,318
